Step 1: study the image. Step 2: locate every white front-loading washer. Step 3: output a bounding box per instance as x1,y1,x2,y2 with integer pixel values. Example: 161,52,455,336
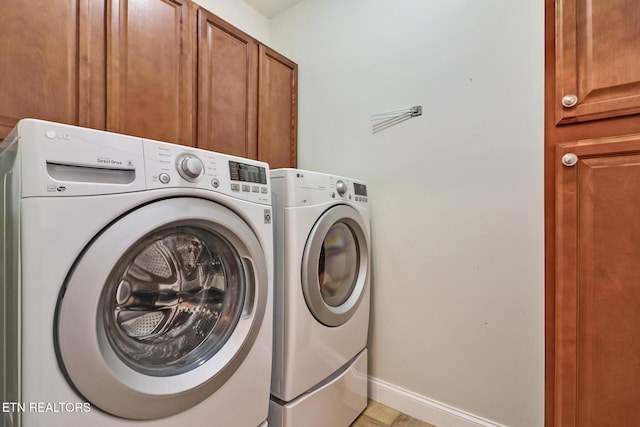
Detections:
268,168,370,427
0,119,273,427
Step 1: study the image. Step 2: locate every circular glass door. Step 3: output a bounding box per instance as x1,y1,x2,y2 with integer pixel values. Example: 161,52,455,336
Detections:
302,205,369,327
318,222,359,307
102,226,245,377
55,198,268,420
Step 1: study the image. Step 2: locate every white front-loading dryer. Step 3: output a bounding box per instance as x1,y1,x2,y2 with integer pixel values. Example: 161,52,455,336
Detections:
0,119,273,426
269,168,371,427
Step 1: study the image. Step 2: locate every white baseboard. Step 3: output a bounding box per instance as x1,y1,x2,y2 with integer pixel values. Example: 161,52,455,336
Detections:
368,377,507,427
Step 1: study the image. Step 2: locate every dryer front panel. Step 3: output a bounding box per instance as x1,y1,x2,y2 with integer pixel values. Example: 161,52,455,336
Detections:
55,197,268,420
301,205,369,327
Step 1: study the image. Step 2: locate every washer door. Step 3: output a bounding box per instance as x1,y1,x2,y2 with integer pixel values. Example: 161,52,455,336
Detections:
56,198,268,420
301,205,369,327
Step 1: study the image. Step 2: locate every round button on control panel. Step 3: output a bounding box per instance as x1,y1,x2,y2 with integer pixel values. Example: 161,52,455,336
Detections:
176,153,205,182
158,173,171,184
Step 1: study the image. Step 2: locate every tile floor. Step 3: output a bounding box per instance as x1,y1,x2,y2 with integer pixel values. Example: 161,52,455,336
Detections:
350,400,437,427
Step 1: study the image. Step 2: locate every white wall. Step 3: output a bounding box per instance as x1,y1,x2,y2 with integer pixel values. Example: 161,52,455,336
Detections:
192,0,271,43
270,1,544,426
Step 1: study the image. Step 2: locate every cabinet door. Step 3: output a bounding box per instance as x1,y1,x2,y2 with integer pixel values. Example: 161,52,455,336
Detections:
107,0,194,145
555,0,640,124
258,45,297,169
555,134,640,426
197,9,258,158
0,0,105,139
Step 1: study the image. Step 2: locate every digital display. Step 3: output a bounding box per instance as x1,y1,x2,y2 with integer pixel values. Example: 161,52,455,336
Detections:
354,183,367,196
229,161,267,184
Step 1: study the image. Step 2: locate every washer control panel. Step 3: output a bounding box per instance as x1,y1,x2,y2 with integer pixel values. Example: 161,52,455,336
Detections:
143,139,270,204
17,119,271,201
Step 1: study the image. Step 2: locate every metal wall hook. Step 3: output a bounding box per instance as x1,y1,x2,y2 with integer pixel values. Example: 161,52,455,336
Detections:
371,105,422,134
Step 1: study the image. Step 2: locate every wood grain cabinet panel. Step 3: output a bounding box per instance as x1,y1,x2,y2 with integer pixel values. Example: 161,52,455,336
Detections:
196,9,297,167
197,10,258,158
0,0,105,139
107,0,194,145
546,0,640,424
555,135,640,426
555,0,640,124
258,45,297,169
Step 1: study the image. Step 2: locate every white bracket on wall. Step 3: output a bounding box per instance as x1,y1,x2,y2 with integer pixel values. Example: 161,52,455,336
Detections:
370,105,422,134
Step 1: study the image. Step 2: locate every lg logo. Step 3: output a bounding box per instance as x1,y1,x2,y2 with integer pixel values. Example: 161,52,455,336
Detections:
45,130,71,140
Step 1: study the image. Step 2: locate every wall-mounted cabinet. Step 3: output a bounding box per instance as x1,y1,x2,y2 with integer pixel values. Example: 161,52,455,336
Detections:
0,0,106,138
106,0,194,146
196,9,297,168
197,10,258,158
0,0,297,168
258,45,297,169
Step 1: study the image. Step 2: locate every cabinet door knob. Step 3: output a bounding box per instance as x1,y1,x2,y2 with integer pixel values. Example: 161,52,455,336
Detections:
561,153,578,167
561,94,578,108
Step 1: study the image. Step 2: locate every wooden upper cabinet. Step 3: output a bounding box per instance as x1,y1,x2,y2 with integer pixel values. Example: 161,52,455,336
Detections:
107,0,194,145
197,9,258,158
556,0,640,125
0,0,297,166
555,134,640,426
197,10,297,168
258,46,298,169
0,0,106,139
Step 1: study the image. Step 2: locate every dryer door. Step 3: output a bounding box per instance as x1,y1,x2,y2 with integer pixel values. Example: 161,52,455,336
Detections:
56,197,268,420
301,205,369,327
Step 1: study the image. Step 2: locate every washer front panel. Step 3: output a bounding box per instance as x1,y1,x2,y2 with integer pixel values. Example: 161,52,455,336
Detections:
56,197,268,420
301,205,369,327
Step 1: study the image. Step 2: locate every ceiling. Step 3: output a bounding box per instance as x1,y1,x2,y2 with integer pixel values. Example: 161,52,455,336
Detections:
243,0,304,18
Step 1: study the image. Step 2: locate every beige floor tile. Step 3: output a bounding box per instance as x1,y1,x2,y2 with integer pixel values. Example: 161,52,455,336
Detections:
361,400,401,425
390,414,438,427
350,414,390,427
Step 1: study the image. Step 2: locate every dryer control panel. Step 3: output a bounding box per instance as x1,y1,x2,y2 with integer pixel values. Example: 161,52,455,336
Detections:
271,168,368,207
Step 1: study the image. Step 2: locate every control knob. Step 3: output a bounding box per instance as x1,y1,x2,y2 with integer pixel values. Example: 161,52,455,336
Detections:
176,153,204,182
336,180,347,196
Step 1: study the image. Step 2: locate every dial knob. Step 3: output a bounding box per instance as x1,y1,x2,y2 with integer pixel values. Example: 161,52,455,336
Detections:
176,154,204,181
336,180,347,196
